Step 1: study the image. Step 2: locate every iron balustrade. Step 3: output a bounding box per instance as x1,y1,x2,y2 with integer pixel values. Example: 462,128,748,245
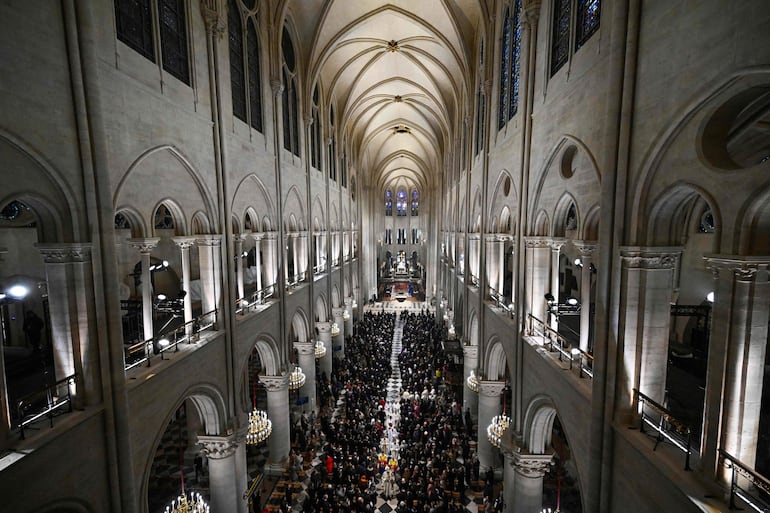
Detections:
634,388,692,470
17,373,76,439
124,309,218,371
236,285,276,315
469,273,479,286
489,287,515,317
528,314,593,379
719,449,770,512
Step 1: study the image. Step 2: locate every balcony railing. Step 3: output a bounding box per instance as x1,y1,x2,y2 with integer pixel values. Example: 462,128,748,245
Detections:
720,449,770,512
528,314,593,379
17,373,76,439
286,273,305,289
634,388,692,470
236,285,276,315
124,309,218,371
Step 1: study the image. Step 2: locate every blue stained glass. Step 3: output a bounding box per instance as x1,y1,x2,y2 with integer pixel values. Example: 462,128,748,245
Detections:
498,8,511,130
551,0,571,76
576,0,600,51
508,0,522,120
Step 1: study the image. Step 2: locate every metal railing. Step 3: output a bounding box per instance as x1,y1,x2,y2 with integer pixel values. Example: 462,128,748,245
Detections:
720,449,770,512
528,314,593,379
17,373,76,439
236,285,276,315
489,287,515,317
634,389,692,470
124,309,218,371
286,273,305,288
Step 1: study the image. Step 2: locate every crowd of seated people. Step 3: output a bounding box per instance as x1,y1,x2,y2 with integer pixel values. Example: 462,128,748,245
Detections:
283,309,501,513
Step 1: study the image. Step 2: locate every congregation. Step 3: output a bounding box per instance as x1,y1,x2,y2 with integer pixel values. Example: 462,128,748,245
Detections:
278,309,503,513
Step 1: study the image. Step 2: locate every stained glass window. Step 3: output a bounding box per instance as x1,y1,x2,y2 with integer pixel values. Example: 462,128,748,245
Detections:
551,0,571,76
247,20,263,132
115,0,154,61
411,189,419,216
508,0,522,121
311,85,321,170
159,0,189,84
282,27,300,156
576,0,600,51
228,0,246,122
498,8,511,130
396,189,407,216
385,190,393,217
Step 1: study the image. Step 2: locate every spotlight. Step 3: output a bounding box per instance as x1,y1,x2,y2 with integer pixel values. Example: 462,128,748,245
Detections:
156,294,167,301
158,338,170,348
706,291,714,303
544,292,555,303
565,296,579,306
7,284,29,299
571,347,581,356
589,263,597,273
574,258,583,267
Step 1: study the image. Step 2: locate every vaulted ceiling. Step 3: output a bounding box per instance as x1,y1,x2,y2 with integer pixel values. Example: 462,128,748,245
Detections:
287,0,487,194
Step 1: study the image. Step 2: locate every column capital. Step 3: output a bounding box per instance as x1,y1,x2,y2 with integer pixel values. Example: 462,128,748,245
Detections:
171,235,197,250
250,232,264,242
620,246,682,269
37,242,93,263
270,78,284,97
294,341,315,355
524,236,551,249
315,321,332,333
263,231,278,241
548,238,568,251
233,232,248,243
572,240,598,256
704,255,770,281
196,234,222,247
508,450,553,478
468,232,481,241
485,234,502,243
522,0,542,25
478,380,506,397
127,237,160,254
496,233,513,243
463,344,478,359
344,297,353,307
197,434,238,460
331,307,345,317
259,373,289,391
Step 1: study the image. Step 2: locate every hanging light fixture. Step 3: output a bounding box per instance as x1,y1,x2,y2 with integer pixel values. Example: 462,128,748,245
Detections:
165,407,211,513
314,340,326,359
331,322,340,336
466,370,479,393
289,365,306,390
487,383,511,449
246,373,271,446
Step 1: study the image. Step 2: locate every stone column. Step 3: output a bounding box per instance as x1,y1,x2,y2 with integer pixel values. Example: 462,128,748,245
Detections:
477,380,505,471
498,235,508,301
703,256,770,474
524,238,551,328
505,450,553,513
617,247,681,413
259,374,291,473
469,233,480,284
250,233,263,296
294,341,317,413
299,231,308,279
573,241,597,352
332,307,345,357
316,322,333,380
320,233,328,270
172,237,196,330
234,233,246,301
486,235,500,297
313,232,320,272
198,434,248,513
548,238,567,330
462,343,479,420
344,297,354,336
197,235,223,321
128,238,160,342
264,232,278,289
38,244,100,407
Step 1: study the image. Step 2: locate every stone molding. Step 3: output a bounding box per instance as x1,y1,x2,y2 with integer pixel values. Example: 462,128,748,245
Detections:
171,236,197,250
259,373,289,391
127,237,160,254
315,321,332,333
37,243,93,263
233,233,247,243
524,236,551,249
197,434,238,460
200,0,226,37
522,0,542,25
548,238,567,251
704,255,770,282
343,297,353,307
250,232,264,242
572,240,598,256
271,78,284,97
507,450,553,477
196,234,222,247
477,380,506,397
263,232,278,241
463,344,478,359
294,341,315,355
331,307,345,317
620,246,682,270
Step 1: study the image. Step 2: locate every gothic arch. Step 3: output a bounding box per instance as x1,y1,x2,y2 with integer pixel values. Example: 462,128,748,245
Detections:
468,310,480,346
738,184,770,255
532,210,549,237
553,192,579,238
290,308,310,342
248,335,280,376
232,174,277,228
483,336,507,381
522,395,558,453
645,182,721,248
114,206,148,238
150,198,187,236
315,293,328,322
